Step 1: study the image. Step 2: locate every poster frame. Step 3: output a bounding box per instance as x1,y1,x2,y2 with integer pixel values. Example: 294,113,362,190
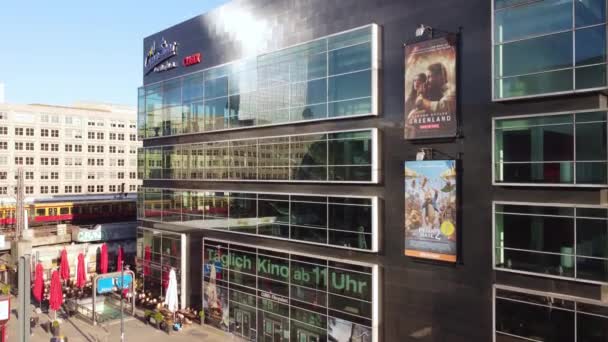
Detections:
403,33,460,140
404,159,459,263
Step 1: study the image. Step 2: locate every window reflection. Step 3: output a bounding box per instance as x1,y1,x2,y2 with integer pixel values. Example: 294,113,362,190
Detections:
495,203,608,282
202,240,375,342
141,188,375,251
139,25,378,137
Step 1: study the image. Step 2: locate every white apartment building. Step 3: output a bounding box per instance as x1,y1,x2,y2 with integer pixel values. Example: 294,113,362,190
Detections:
0,102,141,200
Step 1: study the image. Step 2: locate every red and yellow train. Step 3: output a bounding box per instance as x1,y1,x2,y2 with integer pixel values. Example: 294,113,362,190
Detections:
0,195,136,226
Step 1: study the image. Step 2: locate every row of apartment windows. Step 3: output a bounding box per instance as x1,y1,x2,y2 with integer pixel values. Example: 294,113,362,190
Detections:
0,156,136,166
0,113,136,129
0,184,138,195
0,170,137,179
0,142,136,153
0,127,137,140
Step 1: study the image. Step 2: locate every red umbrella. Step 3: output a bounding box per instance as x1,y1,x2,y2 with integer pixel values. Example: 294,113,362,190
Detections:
49,270,63,316
60,249,70,281
116,246,123,272
32,263,44,303
76,253,86,289
143,245,151,276
162,265,169,289
100,243,108,274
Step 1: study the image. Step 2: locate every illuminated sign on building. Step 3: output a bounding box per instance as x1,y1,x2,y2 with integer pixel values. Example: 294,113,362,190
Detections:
183,53,201,66
144,38,178,74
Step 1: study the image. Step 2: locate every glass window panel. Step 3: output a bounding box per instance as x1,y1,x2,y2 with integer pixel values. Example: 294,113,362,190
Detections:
495,204,574,216
203,97,228,131
577,256,608,282
162,80,182,108
328,71,371,102
576,162,608,183
497,162,574,183
291,202,327,228
328,230,371,250
577,212,608,254
328,26,372,50
228,94,256,129
576,121,607,160
497,213,574,253
328,294,371,319
329,42,371,75
494,0,572,43
182,74,204,102
495,115,573,129
496,122,574,162
576,64,607,89
328,204,372,233
495,69,573,98
495,298,575,341
290,78,326,107
290,104,327,121
290,226,327,243
497,247,575,277
328,97,372,117
576,26,606,66
495,32,573,78
578,313,608,341
205,76,228,99
329,166,372,182
328,137,371,165
576,111,607,123
328,269,371,301
575,0,606,27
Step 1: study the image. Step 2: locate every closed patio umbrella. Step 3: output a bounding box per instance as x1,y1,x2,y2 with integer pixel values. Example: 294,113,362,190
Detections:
100,243,108,274
60,249,70,281
163,268,179,320
143,246,151,276
116,245,123,272
32,263,44,305
76,253,86,289
49,270,63,319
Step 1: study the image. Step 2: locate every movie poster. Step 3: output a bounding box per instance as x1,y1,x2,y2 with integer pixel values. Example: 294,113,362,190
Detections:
404,36,458,139
404,160,457,262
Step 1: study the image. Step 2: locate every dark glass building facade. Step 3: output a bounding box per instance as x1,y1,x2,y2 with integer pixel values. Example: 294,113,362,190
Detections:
138,0,608,340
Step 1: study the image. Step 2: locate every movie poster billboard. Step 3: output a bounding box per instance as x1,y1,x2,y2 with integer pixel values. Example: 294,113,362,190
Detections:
404,160,457,262
404,36,457,140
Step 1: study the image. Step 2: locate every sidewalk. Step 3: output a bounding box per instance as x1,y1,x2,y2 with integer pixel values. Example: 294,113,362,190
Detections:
6,296,231,342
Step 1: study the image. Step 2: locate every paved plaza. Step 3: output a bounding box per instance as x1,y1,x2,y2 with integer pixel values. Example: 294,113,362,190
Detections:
6,297,232,342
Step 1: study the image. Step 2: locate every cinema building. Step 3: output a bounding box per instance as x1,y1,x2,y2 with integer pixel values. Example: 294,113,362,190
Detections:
137,0,608,340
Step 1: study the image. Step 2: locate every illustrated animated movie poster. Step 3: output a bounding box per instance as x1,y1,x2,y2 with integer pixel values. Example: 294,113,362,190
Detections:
404,160,457,262
404,36,458,139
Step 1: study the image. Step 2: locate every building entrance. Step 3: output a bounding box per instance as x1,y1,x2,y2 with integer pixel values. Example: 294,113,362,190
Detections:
296,329,320,342
234,309,253,339
263,318,284,342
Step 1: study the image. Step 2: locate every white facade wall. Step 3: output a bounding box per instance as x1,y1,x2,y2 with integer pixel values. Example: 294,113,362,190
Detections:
0,103,142,201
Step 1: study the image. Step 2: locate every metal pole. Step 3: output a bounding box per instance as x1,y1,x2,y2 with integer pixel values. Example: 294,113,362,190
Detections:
18,255,30,342
120,261,124,342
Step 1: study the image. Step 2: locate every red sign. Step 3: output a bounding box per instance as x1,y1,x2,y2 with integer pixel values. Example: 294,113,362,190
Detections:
183,53,201,66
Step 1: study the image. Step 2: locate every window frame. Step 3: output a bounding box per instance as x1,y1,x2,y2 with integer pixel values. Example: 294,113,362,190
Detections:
491,0,608,101
142,128,380,184
492,108,608,187
493,200,608,285
139,24,381,140
493,284,608,341
140,187,380,253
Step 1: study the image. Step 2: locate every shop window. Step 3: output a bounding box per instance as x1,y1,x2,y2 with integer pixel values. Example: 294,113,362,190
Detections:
493,0,608,99
494,202,608,283
200,239,376,341
494,111,608,185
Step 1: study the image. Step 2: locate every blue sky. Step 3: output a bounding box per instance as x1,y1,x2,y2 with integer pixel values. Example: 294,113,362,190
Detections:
0,0,227,107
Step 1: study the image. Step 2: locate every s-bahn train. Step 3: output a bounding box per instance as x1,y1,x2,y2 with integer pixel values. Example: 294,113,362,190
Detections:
0,194,137,227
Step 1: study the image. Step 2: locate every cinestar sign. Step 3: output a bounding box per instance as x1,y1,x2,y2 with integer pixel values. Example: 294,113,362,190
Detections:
144,38,178,75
